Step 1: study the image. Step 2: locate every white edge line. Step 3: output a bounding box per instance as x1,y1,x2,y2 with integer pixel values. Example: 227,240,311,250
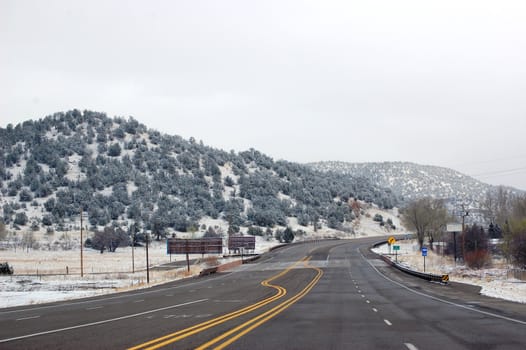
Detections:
0,265,238,315
0,299,207,344
359,247,526,326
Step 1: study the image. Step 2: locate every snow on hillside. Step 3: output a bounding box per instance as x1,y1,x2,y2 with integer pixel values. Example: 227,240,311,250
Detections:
308,161,496,202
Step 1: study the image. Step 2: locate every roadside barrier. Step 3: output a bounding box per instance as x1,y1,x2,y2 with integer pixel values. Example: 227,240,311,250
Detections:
372,240,449,285
199,267,218,276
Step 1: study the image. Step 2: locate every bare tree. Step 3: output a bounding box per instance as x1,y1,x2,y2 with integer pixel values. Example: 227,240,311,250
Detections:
482,186,514,226
22,231,36,252
401,197,449,249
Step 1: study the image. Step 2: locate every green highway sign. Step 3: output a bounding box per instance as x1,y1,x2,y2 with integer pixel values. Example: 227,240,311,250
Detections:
393,245,400,251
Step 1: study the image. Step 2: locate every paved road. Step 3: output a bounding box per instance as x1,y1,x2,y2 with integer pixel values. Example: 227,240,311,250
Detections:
1,237,525,349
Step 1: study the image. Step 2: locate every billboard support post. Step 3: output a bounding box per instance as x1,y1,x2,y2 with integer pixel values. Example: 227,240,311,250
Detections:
186,240,190,272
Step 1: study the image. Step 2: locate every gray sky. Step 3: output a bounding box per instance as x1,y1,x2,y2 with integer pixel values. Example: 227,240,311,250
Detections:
1,0,526,190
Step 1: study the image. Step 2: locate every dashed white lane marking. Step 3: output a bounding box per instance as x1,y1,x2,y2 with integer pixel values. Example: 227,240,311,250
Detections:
16,316,40,321
133,299,144,303
384,319,392,326
405,343,418,350
86,306,102,310
372,308,378,313
0,299,207,344
360,249,526,326
366,300,370,304
361,294,365,298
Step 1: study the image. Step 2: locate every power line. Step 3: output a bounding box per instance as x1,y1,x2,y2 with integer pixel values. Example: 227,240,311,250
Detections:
471,167,526,179
451,154,526,168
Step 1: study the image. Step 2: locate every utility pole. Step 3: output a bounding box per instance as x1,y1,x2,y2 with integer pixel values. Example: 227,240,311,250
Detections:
131,223,135,273
80,207,84,277
461,204,469,232
146,232,150,284
460,204,469,263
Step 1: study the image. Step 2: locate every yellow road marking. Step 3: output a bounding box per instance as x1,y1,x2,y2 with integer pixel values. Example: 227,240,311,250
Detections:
128,257,307,350
197,257,324,350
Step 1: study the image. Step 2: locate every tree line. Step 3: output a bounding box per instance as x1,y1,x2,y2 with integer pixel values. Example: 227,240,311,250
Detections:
401,188,526,269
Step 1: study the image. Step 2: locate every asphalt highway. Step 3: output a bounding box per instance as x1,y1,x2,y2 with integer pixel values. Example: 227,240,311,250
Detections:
1,237,525,349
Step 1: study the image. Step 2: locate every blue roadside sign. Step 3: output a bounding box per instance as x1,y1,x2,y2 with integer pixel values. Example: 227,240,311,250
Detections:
421,247,428,256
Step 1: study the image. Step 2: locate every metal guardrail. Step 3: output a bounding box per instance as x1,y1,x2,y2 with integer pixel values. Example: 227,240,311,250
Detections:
199,267,218,276
372,241,449,284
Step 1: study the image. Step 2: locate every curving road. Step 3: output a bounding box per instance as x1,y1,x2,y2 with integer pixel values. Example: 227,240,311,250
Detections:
1,237,525,349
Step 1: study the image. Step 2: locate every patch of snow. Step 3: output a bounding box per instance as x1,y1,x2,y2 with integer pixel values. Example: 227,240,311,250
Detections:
372,241,526,304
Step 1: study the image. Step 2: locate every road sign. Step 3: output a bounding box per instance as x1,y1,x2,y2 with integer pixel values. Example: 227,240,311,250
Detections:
393,245,400,251
447,224,462,232
441,274,449,284
228,235,256,250
388,236,396,245
166,238,223,255
421,247,428,272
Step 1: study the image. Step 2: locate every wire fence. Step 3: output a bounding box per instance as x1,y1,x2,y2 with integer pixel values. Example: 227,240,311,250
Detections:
507,269,526,281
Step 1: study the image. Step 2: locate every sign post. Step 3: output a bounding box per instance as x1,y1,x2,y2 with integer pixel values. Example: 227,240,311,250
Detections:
166,238,223,273
421,247,428,272
393,245,400,263
228,235,256,254
447,224,462,265
387,236,396,255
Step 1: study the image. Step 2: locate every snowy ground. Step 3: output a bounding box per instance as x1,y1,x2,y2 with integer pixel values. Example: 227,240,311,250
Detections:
372,240,526,304
3,206,523,307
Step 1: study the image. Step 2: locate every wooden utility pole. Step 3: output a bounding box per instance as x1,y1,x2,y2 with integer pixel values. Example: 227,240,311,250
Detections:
131,224,135,273
80,207,84,277
146,233,150,284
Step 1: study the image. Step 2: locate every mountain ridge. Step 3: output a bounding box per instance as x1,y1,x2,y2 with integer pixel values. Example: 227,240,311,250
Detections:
306,160,513,203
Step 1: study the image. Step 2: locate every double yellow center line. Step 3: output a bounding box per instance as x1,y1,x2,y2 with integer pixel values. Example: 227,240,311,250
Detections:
129,256,323,350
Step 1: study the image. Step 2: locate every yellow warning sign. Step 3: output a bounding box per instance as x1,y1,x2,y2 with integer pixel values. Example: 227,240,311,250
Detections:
442,274,449,283
388,236,396,245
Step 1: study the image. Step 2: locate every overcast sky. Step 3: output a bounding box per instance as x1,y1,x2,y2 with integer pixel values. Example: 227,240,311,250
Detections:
1,0,526,190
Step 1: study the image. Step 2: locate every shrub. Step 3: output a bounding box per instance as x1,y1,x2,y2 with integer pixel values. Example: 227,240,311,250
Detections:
373,214,383,222
462,224,490,269
247,226,264,236
14,212,28,226
464,249,491,269
0,262,14,275
509,228,526,268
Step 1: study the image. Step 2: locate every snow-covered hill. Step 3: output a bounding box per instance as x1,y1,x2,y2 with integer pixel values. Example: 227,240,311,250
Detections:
0,110,398,241
308,161,499,202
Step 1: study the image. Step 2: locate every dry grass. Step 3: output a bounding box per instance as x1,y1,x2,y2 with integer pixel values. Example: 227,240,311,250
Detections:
202,256,219,267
